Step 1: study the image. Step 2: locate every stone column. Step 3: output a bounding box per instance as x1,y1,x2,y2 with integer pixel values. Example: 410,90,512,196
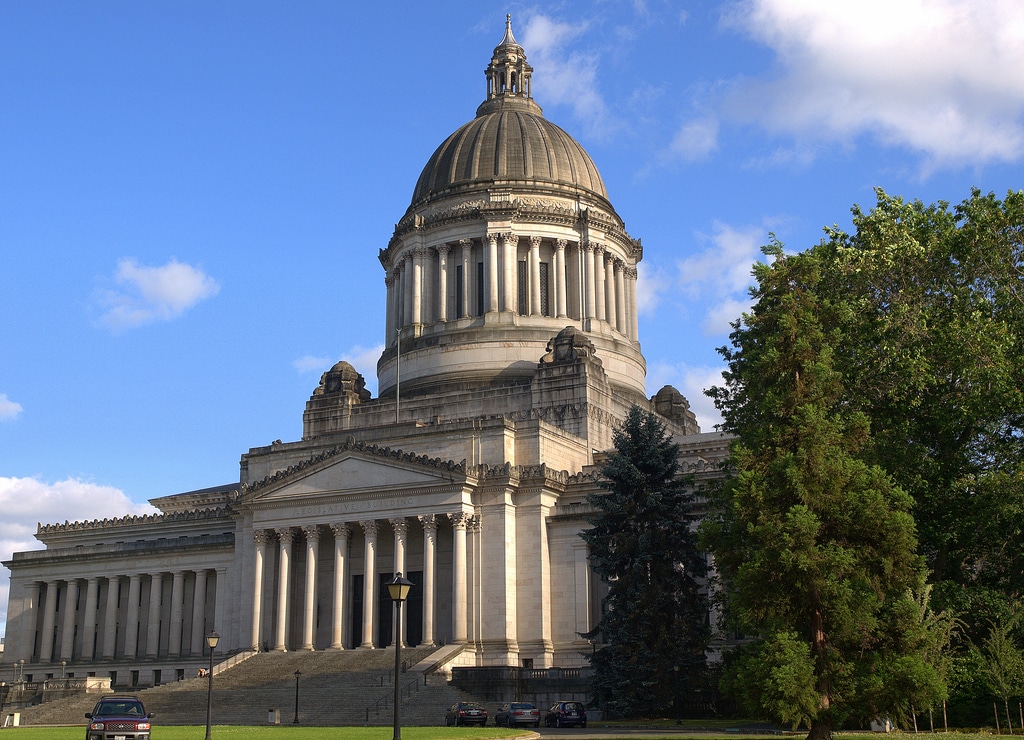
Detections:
329,523,350,650
628,267,639,340
449,512,469,644
384,273,396,340
360,520,378,648
529,235,542,315
436,244,450,322
167,571,185,656
605,253,617,329
390,517,408,647
60,579,79,661
214,568,228,640
191,569,209,656
124,574,142,659
395,264,403,327
145,573,163,658
459,239,472,318
274,528,294,651
412,248,424,325
554,239,568,318
39,580,58,662
401,256,413,331
250,531,268,651
594,245,606,321
82,577,100,660
418,515,437,647
102,577,120,659
615,260,627,334
501,232,516,313
574,542,592,638
302,525,320,651
486,234,499,313
583,242,596,320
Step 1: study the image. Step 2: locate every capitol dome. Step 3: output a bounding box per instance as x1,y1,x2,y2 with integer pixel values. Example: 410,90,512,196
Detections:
410,94,610,208
374,15,647,414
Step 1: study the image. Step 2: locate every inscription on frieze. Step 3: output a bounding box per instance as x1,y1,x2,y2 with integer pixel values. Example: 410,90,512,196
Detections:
293,496,416,518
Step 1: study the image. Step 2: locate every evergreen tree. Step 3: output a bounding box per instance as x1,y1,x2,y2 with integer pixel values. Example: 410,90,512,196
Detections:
704,243,946,740
581,405,709,719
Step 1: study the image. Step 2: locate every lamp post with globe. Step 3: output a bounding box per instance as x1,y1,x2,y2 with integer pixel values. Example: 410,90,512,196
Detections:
388,573,414,740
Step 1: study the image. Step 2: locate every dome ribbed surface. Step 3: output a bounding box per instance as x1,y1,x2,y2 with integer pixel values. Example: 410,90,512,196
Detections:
411,107,608,205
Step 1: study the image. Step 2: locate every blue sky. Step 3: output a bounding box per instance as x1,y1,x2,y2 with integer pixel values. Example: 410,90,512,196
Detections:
1,0,1022,636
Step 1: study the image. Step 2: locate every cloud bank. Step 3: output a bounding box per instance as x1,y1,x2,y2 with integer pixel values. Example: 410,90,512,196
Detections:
0,477,158,637
717,0,1024,168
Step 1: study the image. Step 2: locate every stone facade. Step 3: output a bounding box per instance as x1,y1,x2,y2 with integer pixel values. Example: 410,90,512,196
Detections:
1,16,729,686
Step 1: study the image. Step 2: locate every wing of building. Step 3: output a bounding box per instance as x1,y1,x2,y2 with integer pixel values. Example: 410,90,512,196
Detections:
2,16,730,685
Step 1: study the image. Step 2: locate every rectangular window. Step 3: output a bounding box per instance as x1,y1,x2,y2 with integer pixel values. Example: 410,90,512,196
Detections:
518,260,528,315
540,262,550,316
476,262,485,316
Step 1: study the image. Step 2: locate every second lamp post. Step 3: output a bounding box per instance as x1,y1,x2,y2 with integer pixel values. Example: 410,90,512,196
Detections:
388,572,414,740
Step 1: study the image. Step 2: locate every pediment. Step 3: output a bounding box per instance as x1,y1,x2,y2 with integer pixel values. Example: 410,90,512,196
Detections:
239,440,464,503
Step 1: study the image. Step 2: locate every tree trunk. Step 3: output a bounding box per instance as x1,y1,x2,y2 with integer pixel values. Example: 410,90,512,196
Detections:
807,718,832,740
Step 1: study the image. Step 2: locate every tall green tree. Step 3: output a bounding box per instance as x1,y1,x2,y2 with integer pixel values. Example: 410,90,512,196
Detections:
582,405,709,719
816,190,1024,636
704,241,946,740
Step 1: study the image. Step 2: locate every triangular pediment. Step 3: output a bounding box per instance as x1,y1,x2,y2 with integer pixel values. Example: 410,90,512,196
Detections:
239,440,465,502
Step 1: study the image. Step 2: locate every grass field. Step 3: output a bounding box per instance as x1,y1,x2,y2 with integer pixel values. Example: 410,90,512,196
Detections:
0,727,1010,740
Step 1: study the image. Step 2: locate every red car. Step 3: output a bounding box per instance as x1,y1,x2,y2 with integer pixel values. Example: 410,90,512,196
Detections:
85,695,154,740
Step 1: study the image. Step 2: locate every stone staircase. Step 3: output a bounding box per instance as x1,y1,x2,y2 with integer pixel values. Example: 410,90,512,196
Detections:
15,646,487,727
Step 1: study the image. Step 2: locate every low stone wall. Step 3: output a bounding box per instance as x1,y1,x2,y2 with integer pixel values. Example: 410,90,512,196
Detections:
450,665,592,706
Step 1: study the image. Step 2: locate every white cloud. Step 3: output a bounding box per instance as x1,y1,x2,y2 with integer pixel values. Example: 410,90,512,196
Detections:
671,116,720,160
95,258,220,331
522,14,618,139
646,360,726,432
0,477,158,637
0,394,23,421
720,0,1024,167
675,221,763,335
293,355,334,373
636,262,671,316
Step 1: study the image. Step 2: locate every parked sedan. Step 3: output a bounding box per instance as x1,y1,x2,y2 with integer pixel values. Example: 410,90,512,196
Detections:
444,701,488,726
495,702,541,727
544,700,588,728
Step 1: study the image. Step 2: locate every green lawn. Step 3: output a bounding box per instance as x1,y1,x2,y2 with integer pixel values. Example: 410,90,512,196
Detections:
0,728,1012,740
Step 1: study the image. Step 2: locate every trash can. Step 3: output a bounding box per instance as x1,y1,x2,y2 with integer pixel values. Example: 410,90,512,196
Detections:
267,709,280,725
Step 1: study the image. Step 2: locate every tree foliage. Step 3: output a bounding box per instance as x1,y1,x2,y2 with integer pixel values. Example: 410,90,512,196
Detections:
582,405,709,718
703,237,947,739
705,187,1024,732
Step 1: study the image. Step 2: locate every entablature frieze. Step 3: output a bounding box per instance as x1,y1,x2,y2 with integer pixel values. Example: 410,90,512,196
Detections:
4,533,235,573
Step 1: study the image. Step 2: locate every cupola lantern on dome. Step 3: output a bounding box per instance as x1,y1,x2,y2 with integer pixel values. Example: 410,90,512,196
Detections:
482,15,534,106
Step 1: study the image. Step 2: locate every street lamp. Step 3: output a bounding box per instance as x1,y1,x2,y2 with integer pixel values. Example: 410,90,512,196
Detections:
204,630,219,740
387,572,413,740
61,661,66,679
293,671,301,724
18,660,25,682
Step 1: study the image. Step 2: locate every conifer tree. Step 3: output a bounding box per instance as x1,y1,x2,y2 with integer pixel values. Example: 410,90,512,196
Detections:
704,242,946,739
582,405,709,718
